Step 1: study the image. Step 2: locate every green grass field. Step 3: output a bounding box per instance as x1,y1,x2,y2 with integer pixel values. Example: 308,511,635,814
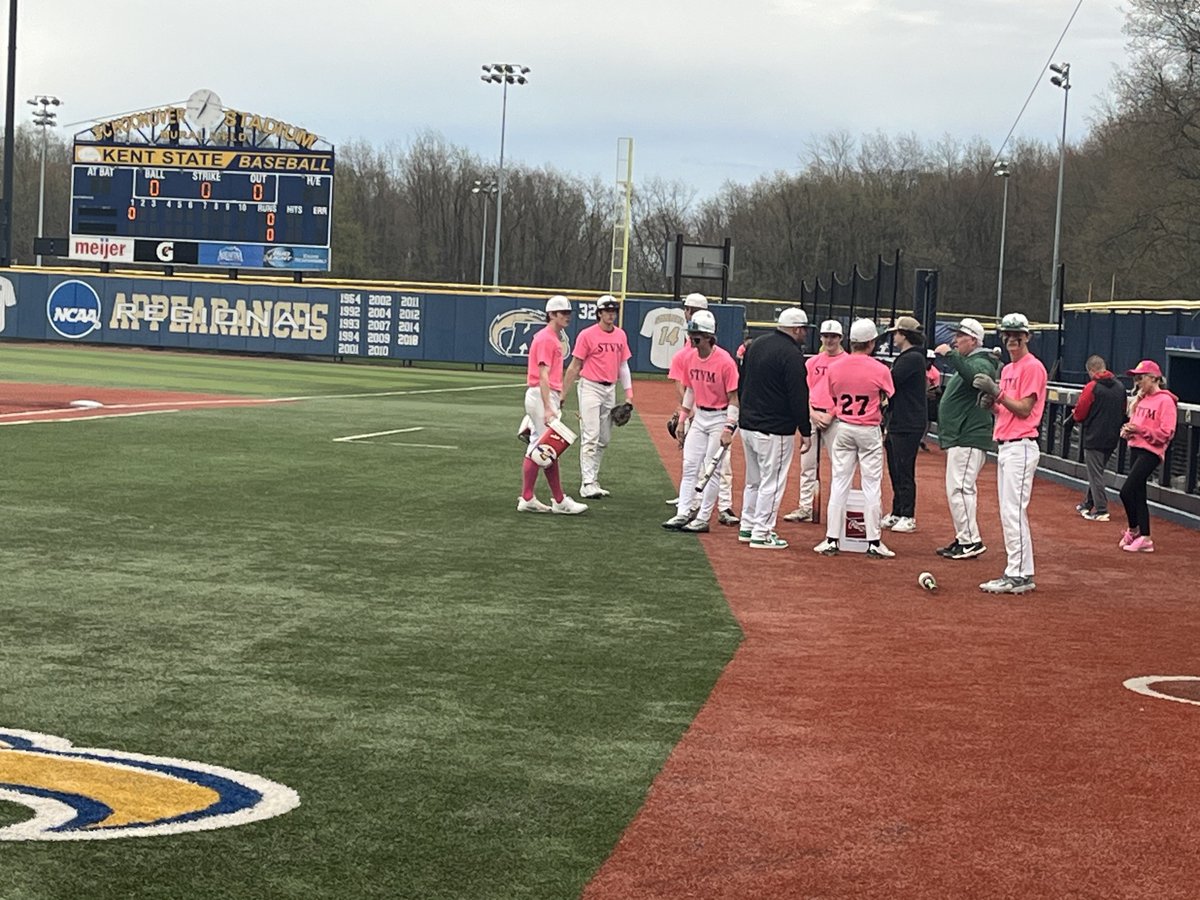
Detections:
0,344,740,900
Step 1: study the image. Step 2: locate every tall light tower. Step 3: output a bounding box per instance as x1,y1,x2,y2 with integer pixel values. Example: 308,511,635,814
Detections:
28,94,61,267
471,178,498,287
994,160,1010,324
480,63,529,289
1049,62,1070,323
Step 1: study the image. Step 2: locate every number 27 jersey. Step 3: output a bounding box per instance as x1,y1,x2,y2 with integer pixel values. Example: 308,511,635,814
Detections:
826,354,895,426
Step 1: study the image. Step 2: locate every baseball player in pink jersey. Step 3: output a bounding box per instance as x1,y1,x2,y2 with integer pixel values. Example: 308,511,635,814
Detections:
564,295,633,499
971,312,1047,593
666,293,738,524
1118,359,1179,552
784,319,845,523
813,318,896,558
516,295,588,515
662,310,740,533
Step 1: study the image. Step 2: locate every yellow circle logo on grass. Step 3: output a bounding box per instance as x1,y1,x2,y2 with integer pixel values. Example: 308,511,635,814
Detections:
0,729,300,841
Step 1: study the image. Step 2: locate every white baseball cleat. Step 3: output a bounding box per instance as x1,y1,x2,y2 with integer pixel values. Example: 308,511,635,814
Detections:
866,542,896,559
516,496,551,513
682,518,710,533
813,538,839,556
551,496,588,515
890,517,916,533
881,514,900,529
665,496,680,505
782,507,814,523
580,483,611,499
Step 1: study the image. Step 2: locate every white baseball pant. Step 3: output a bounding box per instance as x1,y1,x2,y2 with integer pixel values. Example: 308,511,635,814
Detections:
577,378,616,486
944,446,987,545
996,438,1039,578
677,408,727,523
798,417,839,511
824,422,884,542
718,451,734,511
523,387,561,460
740,430,796,541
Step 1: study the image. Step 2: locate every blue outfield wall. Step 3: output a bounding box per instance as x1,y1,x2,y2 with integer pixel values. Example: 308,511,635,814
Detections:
0,271,746,374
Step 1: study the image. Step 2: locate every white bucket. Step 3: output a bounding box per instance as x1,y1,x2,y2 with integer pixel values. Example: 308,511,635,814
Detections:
838,488,869,554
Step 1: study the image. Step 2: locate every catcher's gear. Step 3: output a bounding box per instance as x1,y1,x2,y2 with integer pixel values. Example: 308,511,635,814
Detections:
611,402,633,427
666,410,680,439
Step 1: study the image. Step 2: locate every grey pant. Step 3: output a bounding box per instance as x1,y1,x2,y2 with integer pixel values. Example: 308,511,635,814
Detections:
1082,448,1114,513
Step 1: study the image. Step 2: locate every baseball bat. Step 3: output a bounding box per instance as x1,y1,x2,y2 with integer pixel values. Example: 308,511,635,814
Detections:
695,445,728,493
812,429,822,525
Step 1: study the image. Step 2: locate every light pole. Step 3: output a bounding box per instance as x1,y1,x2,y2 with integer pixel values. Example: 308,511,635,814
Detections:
471,179,497,286
994,160,1010,324
28,94,61,267
480,62,529,289
1049,62,1070,323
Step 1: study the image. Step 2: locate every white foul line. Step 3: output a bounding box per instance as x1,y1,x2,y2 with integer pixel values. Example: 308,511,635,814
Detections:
0,382,523,428
334,426,460,451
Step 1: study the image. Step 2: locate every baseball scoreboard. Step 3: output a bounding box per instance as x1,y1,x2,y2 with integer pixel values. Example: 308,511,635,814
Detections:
68,92,334,271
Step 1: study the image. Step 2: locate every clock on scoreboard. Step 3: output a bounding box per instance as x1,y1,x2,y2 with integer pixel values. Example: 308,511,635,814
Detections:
68,90,334,271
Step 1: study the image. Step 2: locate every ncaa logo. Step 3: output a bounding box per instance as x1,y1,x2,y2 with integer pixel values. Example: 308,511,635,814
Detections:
46,280,102,339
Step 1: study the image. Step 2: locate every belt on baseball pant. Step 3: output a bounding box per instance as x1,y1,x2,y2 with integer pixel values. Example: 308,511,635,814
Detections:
699,405,728,412
590,380,615,386
997,437,1035,444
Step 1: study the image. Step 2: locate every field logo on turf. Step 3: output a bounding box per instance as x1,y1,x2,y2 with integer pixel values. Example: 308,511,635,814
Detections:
0,276,15,334
0,728,300,841
46,280,102,339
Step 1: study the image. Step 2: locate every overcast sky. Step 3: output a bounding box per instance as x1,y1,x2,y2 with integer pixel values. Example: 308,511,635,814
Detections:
22,0,1130,198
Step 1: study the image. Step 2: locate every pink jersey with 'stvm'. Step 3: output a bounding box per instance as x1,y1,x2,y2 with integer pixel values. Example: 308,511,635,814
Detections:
806,351,844,410
684,346,739,409
573,323,631,383
526,325,565,391
826,353,894,425
994,352,1047,441
668,344,695,382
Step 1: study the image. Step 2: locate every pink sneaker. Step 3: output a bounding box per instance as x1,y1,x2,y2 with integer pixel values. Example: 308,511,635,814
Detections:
1118,528,1138,549
1123,535,1155,553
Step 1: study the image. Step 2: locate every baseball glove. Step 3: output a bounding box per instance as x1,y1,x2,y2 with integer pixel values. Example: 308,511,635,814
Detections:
611,402,634,427
666,410,679,438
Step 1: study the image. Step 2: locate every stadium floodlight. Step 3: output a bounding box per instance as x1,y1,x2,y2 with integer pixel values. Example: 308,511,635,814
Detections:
471,179,498,287
480,63,530,289
1048,63,1070,322
28,95,62,267
993,160,1011,323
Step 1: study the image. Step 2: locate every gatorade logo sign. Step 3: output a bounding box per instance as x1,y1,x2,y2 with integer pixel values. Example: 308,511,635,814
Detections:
46,280,102,339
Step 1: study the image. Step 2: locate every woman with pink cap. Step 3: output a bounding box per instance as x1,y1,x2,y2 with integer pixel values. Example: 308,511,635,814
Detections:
1118,360,1178,552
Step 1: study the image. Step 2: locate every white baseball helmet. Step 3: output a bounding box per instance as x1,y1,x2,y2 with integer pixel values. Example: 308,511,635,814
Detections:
545,295,572,314
849,318,879,343
687,310,717,335
999,312,1032,334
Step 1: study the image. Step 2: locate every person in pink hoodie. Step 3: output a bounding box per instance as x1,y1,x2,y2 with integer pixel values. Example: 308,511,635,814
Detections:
1118,360,1178,552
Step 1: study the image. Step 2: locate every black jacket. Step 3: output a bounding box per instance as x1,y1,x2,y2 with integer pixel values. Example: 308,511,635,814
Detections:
1076,372,1126,452
887,345,929,434
738,330,810,436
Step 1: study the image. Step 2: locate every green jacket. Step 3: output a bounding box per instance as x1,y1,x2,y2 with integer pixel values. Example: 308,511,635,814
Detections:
937,349,1002,450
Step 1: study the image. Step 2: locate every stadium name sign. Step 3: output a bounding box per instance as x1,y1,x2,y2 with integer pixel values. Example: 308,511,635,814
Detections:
109,292,329,341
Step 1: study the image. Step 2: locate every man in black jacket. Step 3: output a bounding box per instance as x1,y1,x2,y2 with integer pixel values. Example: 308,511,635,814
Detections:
737,307,812,550
882,315,929,533
1071,354,1126,521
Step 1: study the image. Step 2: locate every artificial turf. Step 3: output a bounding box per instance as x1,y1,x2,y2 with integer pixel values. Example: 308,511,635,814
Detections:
0,344,740,899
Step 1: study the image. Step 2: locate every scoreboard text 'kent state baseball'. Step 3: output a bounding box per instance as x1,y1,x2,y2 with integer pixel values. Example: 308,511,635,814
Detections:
69,93,334,271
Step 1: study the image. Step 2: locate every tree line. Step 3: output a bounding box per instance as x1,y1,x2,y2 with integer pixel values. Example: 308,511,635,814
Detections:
6,0,1196,321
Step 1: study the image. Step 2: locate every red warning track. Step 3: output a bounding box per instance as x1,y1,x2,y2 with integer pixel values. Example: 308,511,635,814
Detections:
585,379,1200,899
0,382,275,424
